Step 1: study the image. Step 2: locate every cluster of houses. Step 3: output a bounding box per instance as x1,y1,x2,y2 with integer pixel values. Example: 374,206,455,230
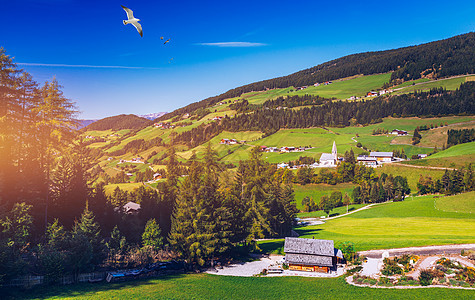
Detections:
119,157,144,164
261,146,312,153
356,152,401,167
277,142,338,169
219,138,244,145
314,81,332,87
153,122,175,129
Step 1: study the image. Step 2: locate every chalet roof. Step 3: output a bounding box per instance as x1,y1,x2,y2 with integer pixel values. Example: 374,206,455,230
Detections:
123,202,141,212
285,253,333,267
284,237,334,256
320,153,335,161
370,152,393,157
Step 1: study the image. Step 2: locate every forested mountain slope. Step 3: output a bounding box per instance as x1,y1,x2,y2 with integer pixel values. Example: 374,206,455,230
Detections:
84,114,150,131
156,32,475,122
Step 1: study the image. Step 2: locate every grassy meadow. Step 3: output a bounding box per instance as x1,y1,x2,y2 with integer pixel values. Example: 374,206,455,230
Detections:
7,274,475,300
259,194,475,254
293,183,356,210
244,73,392,104
375,164,446,191
401,142,475,169
392,75,469,95
435,191,475,214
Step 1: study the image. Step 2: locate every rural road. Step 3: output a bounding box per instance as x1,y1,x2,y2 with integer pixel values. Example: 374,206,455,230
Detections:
359,244,475,259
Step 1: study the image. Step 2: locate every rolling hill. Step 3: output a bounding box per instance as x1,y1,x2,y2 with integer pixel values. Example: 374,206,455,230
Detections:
84,114,151,131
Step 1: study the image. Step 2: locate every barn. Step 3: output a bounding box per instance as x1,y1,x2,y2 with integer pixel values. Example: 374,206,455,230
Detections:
284,237,344,273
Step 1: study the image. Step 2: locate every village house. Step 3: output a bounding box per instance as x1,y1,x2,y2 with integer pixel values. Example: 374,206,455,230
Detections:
284,237,344,273
417,154,428,159
153,173,162,180
391,129,408,136
122,202,141,215
277,163,289,169
212,116,224,121
319,141,338,167
220,138,238,145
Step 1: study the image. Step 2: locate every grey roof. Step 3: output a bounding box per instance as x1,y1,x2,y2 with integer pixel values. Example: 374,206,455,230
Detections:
123,201,141,212
370,152,393,157
357,155,377,161
320,153,335,161
285,253,333,267
284,237,334,256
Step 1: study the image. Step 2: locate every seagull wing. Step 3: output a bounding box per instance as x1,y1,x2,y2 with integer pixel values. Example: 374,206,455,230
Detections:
121,5,135,20
131,21,143,37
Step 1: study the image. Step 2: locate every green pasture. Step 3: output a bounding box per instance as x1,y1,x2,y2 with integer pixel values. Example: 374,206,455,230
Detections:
416,120,475,148
293,183,356,210
8,274,474,300
244,73,391,104
393,76,467,95
436,191,475,214
401,142,475,169
259,194,475,253
375,164,446,191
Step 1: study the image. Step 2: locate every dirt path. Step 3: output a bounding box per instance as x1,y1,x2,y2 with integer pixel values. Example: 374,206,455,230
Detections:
392,163,454,170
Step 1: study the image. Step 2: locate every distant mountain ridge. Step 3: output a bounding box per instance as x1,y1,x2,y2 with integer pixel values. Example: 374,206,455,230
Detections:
139,112,167,120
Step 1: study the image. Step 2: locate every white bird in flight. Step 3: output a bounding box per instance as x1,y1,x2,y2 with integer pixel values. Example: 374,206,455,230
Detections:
121,5,143,37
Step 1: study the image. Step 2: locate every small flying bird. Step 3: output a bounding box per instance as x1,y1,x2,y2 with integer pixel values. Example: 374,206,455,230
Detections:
160,36,164,40
164,38,171,45
121,5,143,37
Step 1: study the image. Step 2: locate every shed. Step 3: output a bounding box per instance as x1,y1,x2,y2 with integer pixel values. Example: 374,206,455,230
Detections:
284,237,343,272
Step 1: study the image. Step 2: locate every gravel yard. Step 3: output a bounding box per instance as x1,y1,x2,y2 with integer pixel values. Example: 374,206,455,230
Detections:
207,255,345,278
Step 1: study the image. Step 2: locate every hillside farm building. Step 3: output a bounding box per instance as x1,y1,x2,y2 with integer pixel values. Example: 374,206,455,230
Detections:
391,129,408,136
284,237,344,273
369,152,393,163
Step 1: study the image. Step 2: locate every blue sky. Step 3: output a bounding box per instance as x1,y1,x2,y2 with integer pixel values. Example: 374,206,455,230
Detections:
2,0,474,119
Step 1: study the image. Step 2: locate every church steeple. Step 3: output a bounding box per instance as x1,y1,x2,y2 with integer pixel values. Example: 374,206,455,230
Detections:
332,141,337,160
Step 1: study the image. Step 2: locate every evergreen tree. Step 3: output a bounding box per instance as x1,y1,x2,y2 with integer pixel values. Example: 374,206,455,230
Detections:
142,218,163,250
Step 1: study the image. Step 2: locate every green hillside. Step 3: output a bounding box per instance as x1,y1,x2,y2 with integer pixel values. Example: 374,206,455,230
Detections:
436,191,475,214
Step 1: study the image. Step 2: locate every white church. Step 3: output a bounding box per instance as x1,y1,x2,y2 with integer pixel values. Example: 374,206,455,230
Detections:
319,141,338,167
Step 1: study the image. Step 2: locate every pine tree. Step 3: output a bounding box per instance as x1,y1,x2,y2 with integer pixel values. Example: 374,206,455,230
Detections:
73,204,105,266
142,219,163,250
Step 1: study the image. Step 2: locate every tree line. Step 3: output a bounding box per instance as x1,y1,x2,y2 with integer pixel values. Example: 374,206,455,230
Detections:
417,164,475,195
447,129,475,147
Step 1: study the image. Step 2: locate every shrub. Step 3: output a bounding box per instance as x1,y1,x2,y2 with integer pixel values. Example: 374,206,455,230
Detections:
381,257,403,276
419,269,435,286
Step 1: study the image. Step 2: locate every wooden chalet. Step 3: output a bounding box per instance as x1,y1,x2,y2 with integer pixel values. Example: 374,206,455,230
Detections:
284,237,344,273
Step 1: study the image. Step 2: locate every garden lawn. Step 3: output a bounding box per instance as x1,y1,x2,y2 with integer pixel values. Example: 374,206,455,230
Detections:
259,195,475,253
7,274,475,300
